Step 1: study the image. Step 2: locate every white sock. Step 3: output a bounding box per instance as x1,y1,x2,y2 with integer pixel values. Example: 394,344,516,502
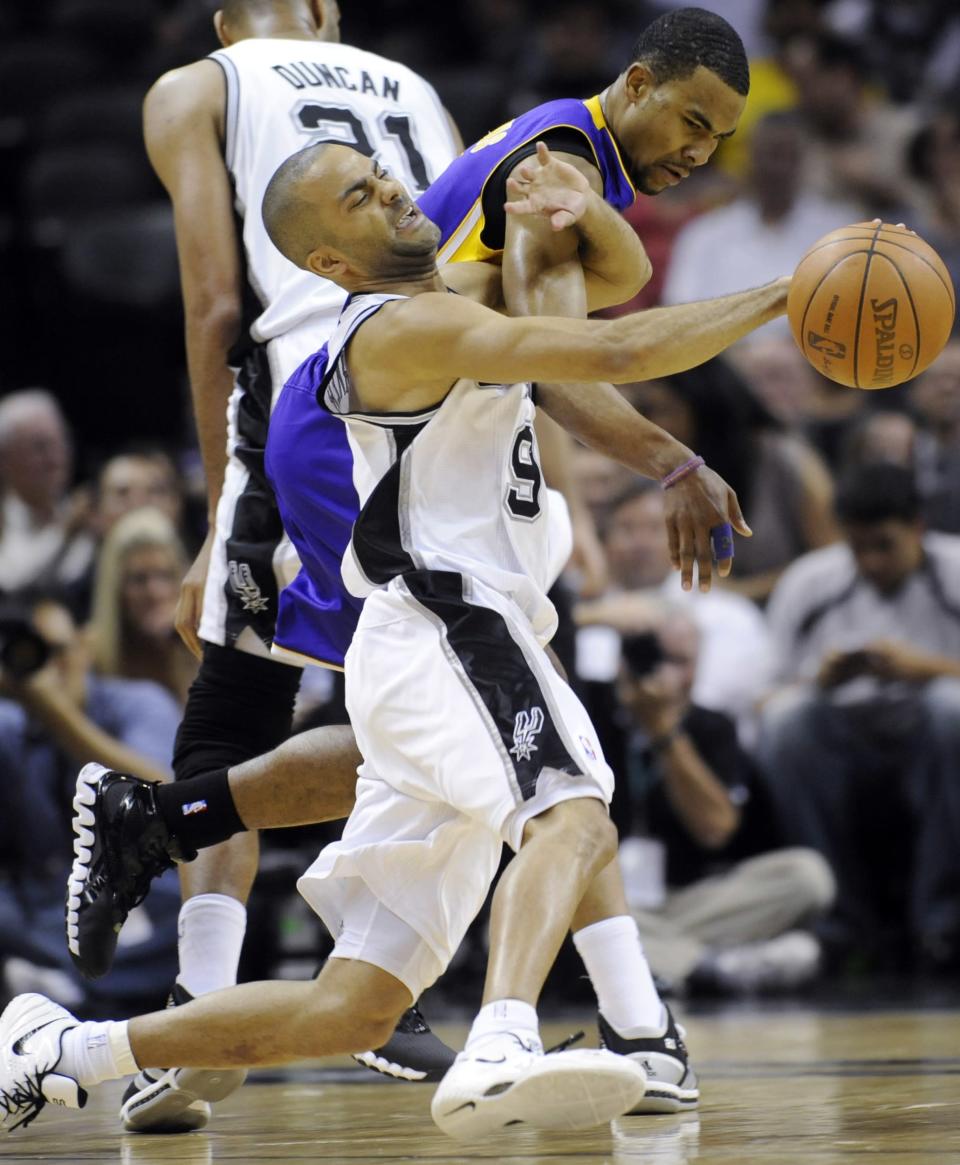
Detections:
177,893,247,996
573,915,664,1036
59,1021,139,1087
464,999,542,1058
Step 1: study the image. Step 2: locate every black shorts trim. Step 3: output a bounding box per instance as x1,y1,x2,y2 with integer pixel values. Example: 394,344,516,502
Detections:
222,344,286,648
402,570,585,800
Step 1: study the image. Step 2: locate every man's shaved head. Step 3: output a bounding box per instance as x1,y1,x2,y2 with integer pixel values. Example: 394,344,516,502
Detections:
262,139,441,285
262,141,337,268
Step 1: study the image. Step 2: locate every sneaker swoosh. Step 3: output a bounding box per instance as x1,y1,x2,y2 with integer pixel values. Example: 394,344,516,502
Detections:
12,1020,60,1056
473,1056,507,1064
443,1101,476,1114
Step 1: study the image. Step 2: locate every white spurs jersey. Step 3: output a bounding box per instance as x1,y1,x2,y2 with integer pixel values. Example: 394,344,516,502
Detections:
210,38,459,344
316,294,559,643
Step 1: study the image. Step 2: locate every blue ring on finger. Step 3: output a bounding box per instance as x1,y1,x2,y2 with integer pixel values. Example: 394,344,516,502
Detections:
710,523,735,561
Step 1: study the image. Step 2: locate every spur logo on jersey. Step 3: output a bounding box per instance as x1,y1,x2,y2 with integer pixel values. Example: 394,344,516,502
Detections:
228,561,269,614
510,706,545,762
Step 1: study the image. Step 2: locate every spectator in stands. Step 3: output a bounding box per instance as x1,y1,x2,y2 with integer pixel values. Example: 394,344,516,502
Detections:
838,342,960,535
910,339,960,530
662,111,859,340
788,32,918,216
0,389,93,595
908,103,960,325
92,447,184,539
621,359,840,602
65,446,187,620
576,479,773,737
0,590,181,1010
87,507,196,706
731,335,869,470
595,602,834,994
759,463,960,971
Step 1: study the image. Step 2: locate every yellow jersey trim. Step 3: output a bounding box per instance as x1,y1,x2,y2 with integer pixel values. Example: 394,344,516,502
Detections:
439,105,631,265
583,95,636,199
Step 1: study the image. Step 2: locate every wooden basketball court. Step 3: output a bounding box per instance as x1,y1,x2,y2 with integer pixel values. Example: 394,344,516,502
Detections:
14,1008,960,1164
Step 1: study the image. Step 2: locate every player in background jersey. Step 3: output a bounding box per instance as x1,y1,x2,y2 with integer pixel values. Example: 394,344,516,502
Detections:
90,0,462,1133
4,141,792,1144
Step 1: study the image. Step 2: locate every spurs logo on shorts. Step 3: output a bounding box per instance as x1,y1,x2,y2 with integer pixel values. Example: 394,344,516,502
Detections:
510,707,544,762
228,560,269,614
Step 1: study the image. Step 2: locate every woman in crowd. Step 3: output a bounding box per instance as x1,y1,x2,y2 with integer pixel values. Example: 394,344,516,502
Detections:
87,506,197,705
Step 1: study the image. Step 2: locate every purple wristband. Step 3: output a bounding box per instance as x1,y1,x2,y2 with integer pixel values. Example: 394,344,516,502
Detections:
660,455,705,490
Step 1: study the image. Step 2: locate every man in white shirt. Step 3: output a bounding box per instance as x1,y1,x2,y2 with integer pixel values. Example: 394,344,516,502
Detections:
759,463,960,972
0,391,93,595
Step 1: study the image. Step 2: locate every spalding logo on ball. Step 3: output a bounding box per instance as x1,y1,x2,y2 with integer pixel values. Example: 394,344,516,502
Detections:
787,221,956,389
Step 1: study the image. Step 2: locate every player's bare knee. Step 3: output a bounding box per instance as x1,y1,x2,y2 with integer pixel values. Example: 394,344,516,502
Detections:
527,797,617,871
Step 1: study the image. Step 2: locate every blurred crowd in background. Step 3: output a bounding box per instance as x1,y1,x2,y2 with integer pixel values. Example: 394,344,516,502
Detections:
2,0,960,1018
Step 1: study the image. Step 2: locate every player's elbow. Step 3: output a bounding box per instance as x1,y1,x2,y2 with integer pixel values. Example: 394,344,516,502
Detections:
634,250,654,294
190,293,243,346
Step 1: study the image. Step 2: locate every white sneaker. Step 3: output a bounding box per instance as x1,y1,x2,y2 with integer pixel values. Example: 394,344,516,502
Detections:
707,931,821,993
598,1006,699,1114
0,994,87,1132
431,1040,646,1141
120,1066,245,1132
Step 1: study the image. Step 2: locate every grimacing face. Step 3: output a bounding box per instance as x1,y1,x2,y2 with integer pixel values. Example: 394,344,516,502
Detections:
614,64,745,195
304,145,440,277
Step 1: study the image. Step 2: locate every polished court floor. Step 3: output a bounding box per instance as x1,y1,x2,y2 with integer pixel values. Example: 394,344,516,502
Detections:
9,1008,960,1164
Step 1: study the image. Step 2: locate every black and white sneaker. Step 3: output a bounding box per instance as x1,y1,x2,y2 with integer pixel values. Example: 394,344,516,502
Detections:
598,1005,699,1113
67,763,195,980
353,1004,457,1082
119,984,246,1133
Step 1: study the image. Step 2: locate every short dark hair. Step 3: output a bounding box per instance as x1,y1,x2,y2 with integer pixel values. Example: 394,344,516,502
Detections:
262,141,335,267
629,7,750,96
835,463,921,526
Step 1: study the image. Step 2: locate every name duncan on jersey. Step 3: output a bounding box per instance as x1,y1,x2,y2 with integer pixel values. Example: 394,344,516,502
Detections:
272,60,401,101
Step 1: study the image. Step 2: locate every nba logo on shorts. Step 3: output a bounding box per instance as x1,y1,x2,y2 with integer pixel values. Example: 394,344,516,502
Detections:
579,735,597,761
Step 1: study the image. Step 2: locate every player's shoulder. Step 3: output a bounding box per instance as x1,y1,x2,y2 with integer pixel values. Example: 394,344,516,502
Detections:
772,542,855,606
145,56,223,115
924,531,960,581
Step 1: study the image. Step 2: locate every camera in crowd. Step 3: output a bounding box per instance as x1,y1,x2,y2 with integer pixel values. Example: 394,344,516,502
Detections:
0,604,51,681
621,630,665,680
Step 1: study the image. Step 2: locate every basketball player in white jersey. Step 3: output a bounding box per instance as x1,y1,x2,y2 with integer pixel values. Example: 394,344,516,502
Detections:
3,145,793,1142
103,0,462,1131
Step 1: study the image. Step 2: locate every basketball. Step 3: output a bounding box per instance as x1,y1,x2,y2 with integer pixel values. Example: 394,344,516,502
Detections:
787,221,956,389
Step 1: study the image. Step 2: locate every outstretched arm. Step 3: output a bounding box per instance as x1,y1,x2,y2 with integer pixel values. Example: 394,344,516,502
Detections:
352,281,788,587
356,279,790,409
144,60,242,656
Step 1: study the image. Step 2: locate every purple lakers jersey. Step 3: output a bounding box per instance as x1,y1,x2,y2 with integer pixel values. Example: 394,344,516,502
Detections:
418,96,636,264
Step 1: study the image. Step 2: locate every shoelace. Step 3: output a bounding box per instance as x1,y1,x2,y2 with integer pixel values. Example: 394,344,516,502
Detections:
545,1030,585,1054
0,1066,47,1132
